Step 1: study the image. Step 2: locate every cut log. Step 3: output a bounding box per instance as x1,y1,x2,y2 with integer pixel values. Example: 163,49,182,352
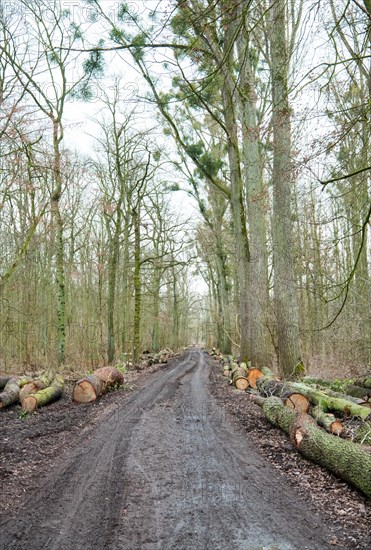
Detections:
256,379,310,413
341,384,370,400
22,375,64,412
311,406,344,436
260,396,371,498
232,367,249,390
290,382,371,421
0,376,32,409
73,366,124,404
303,377,370,400
222,365,231,377
19,372,55,403
320,388,367,405
353,377,371,389
247,367,276,389
0,376,11,390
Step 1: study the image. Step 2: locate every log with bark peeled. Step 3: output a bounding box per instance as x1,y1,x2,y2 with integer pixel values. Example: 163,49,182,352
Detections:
0,376,32,409
260,396,371,498
73,366,124,404
256,379,310,414
22,375,64,412
232,367,249,390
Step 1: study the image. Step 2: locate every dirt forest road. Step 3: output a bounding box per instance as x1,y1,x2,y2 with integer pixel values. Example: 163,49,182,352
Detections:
0,349,341,550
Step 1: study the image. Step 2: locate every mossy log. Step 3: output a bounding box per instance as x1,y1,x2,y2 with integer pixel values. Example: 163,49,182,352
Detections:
342,384,370,400
73,366,124,403
22,375,64,412
232,367,249,390
290,382,371,421
303,377,370,400
0,376,32,409
311,405,344,436
0,376,11,390
321,388,366,405
261,396,371,498
247,367,276,389
19,372,55,403
353,377,371,389
230,362,240,375
256,379,310,413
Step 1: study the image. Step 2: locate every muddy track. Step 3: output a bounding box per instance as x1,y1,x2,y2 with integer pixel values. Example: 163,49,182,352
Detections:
0,350,340,549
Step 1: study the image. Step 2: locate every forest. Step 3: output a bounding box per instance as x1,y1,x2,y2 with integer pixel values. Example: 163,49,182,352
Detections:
0,0,369,379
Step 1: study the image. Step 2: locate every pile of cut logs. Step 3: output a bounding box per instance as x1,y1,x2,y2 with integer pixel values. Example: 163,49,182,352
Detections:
214,353,371,498
138,348,176,369
0,372,64,412
0,349,176,412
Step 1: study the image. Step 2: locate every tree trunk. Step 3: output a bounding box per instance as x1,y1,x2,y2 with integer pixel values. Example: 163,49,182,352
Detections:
73,366,124,403
132,208,141,363
261,396,371,498
22,375,64,412
237,17,270,368
270,0,302,378
221,1,251,361
52,120,66,366
107,212,121,364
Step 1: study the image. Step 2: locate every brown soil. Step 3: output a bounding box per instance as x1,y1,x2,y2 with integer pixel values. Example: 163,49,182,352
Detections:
0,350,369,549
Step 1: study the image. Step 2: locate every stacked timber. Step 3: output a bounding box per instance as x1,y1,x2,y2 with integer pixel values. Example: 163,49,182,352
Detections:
73,366,124,403
22,375,64,412
242,369,371,497
250,395,371,498
138,348,176,369
0,372,65,411
0,376,32,409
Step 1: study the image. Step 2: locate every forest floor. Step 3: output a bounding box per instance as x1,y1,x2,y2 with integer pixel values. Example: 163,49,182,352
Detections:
0,349,369,550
